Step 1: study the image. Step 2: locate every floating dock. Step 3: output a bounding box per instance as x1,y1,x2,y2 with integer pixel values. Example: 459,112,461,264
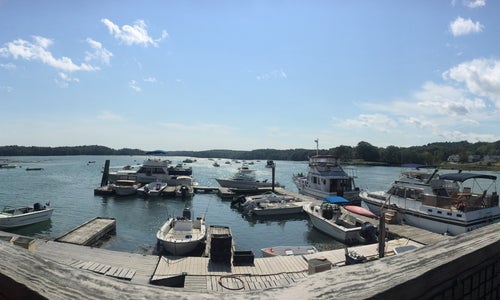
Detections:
55,217,116,246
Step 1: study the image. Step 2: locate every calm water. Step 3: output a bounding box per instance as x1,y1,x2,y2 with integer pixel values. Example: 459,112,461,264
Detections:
1,156,497,257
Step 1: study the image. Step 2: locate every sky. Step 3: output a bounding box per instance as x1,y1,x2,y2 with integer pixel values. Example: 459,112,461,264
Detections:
1,0,499,151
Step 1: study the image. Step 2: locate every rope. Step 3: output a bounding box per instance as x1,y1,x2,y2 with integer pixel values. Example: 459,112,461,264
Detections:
218,275,245,290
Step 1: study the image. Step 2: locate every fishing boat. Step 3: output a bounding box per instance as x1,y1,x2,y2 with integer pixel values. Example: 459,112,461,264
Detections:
292,155,360,203
302,196,377,245
0,203,54,228
156,208,206,256
261,245,318,257
359,168,500,236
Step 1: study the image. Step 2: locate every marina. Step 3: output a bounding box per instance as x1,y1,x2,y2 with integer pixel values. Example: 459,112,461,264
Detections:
0,155,499,297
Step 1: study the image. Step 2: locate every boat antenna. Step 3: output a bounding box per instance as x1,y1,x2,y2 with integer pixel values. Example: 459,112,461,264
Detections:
314,139,319,155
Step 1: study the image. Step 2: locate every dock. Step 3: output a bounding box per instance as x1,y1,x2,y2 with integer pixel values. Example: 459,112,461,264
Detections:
150,238,419,291
55,217,116,246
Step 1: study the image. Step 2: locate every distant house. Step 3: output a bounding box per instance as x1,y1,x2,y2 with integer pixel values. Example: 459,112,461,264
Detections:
447,154,460,163
468,155,481,163
483,155,500,163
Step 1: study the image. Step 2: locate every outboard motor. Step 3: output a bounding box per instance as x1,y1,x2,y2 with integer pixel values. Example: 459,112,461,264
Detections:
231,195,246,207
182,207,192,220
322,204,334,219
360,222,378,244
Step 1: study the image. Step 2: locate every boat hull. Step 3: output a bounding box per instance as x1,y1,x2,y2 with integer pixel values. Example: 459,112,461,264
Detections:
360,191,500,236
251,204,303,216
0,208,53,228
156,218,206,256
303,204,363,244
216,178,278,190
261,245,318,257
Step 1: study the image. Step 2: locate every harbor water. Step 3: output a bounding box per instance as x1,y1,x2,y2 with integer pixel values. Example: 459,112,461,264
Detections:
0,155,497,257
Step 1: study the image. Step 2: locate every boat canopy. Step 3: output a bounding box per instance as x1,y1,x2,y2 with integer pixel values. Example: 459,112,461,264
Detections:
440,173,497,182
324,196,349,204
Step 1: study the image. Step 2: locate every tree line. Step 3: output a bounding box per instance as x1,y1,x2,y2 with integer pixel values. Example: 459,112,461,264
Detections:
0,140,499,166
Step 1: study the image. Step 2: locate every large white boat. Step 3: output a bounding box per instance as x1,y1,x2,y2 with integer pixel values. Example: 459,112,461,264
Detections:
0,203,54,228
108,158,192,185
293,155,360,203
302,197,377,245
216,168,280,190
359,169,500,236
156,208,206,256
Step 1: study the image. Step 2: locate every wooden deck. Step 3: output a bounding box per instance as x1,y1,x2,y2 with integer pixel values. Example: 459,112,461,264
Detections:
55,217,116,246
151,238,421,292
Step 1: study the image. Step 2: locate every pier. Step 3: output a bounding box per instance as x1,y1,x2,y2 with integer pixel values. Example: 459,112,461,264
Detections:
55,217,116,246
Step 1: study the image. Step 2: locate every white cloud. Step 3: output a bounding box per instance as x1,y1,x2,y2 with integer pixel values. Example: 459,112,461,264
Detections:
443,58,500,108
0,86,13,93
449,17,483,36
97,111,124,121
55,72,79,88
0,62,16,70
158,122,235,134
101,19,168,47
464,0,486,8
340,114,398,133
129,80,141,92
85,38,113,65
257,69,288,80
143,77,157,83
0,36,98,72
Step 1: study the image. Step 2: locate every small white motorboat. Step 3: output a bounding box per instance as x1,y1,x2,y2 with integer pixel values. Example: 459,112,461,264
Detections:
0,203,54,228
111,179,141,196
261,245,318,257
175,176,194,198
156,208,206,256
137,181,167,197
303,197,378,245
235,192,304,216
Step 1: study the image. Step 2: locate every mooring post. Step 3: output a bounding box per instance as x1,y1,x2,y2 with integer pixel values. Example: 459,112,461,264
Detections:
100,160,110,187
271,163,276,192
378,212,386,258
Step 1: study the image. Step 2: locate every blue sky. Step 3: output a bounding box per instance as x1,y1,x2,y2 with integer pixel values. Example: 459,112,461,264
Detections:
1,0,499,151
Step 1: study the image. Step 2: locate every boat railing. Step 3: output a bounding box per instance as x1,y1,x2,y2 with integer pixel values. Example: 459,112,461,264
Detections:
422,192,497,211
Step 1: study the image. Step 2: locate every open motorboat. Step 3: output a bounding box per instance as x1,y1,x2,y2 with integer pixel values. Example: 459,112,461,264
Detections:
156,208,206,256
137,181,167,197
216,168,280,190
303,196,378,245
0,203,54,228
261,245,318,257
293,155,360,203
232,192,303,216
175,176,195,198
359,167,500,236
110,179,141,196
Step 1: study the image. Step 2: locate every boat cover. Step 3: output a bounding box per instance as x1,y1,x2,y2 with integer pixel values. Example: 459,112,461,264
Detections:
324,196,350,204
440,173,497,182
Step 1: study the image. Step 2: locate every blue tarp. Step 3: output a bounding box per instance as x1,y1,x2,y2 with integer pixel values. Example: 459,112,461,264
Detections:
324,196,350,204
